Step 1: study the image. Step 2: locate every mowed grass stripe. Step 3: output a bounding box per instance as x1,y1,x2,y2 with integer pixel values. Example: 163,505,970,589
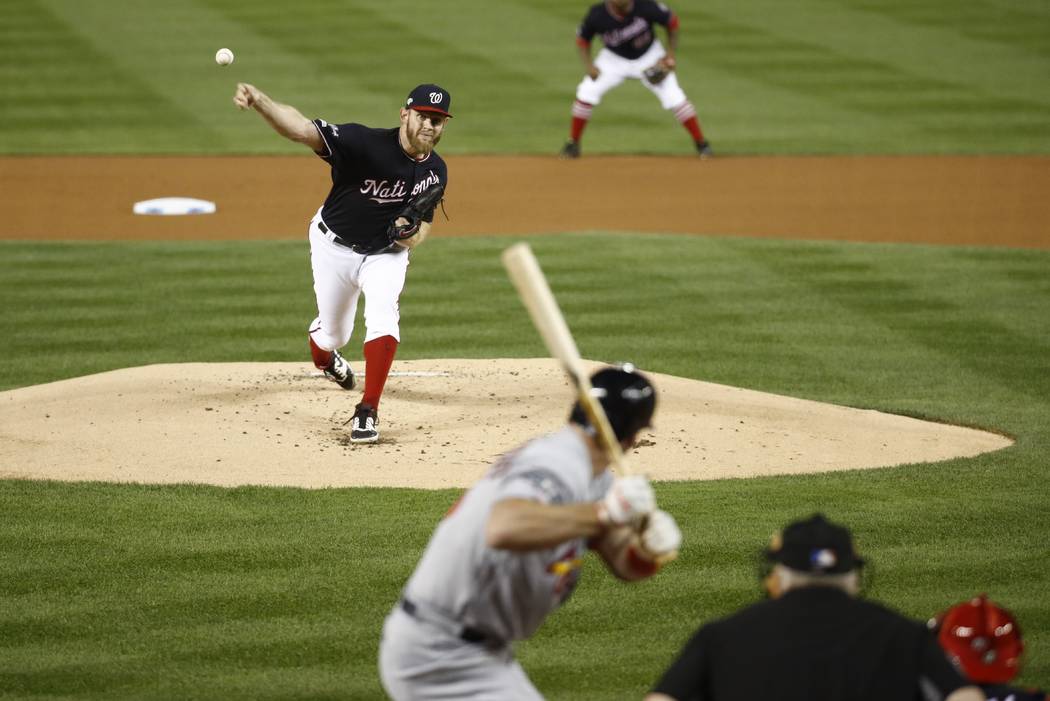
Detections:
679,8,1049,151
206,0,582,153
732,239,1050,413
0,1,186,144
843,0,1050,58
702,0,1050,101
34,0,333,154
1,482,444,699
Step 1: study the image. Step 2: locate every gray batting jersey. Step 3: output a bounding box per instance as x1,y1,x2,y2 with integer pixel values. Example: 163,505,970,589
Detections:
403,426,613,643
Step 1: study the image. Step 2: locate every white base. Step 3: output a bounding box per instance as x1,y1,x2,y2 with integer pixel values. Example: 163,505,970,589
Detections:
133,197,216,216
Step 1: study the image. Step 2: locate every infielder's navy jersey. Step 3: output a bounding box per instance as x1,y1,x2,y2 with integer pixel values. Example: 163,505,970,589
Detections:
578,0,675,60
311,120,446,251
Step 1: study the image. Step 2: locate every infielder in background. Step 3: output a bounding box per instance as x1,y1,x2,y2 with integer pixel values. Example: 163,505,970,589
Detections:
562,0,712,159
379,364,682,700
233,82,451,443
931,594,1048,701
646,513,983,701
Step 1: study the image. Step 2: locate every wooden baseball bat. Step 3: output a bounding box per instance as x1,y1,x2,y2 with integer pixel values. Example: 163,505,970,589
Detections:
500,242,631,475
501,243,678,565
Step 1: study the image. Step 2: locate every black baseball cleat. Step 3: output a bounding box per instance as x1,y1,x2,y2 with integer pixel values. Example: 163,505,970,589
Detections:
323,350,356,390
560,140,581,159
349,402,379,443
696,140,714,159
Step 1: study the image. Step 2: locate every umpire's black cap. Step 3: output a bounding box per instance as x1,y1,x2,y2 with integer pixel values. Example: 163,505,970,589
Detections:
405,84,452,117
765,513,865,574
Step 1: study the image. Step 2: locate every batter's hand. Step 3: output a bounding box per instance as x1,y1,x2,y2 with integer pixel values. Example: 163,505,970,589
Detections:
233,83,261,110
597,475,655,526
587,65,601,80
661,55,676,70
640,509,681,557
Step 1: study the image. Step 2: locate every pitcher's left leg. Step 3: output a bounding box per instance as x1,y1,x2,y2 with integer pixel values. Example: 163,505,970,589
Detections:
348,250,409,443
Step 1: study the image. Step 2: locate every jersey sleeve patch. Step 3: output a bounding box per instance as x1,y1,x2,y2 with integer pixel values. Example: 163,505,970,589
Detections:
312,118,335,160
500,469,573,505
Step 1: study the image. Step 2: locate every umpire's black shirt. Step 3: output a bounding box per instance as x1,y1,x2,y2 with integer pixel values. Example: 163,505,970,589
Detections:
311,120,447,253
651,587,971,701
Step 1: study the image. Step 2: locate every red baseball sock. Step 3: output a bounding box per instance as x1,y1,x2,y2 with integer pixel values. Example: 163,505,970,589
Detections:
309,335,333,369
682,115,705,143
362,335,398,409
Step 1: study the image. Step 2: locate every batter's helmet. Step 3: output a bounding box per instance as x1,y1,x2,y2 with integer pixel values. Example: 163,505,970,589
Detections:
569,363,656,442
930,593,1025,684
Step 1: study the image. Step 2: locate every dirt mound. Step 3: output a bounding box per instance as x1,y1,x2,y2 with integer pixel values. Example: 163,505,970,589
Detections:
0,359,1012,489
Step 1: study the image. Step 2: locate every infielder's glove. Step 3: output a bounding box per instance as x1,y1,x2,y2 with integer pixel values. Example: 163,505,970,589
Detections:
643,62,670,85
387,184,446,243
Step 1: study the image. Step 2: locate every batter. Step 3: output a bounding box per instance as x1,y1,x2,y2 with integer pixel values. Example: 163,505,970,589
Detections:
561,0,711,158
233,82,451,443
379,365,683,699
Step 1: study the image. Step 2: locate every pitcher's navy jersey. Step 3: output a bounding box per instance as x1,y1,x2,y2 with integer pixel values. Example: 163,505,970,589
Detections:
312,120,446,252
577,0,676,60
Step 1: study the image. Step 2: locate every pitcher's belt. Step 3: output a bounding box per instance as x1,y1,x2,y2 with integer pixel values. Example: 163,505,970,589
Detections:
317,220,393,255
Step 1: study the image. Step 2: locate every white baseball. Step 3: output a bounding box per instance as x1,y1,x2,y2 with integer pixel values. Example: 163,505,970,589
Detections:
215,48,234,66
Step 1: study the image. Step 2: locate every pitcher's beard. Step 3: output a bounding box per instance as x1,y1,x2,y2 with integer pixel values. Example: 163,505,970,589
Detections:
407,127,441,155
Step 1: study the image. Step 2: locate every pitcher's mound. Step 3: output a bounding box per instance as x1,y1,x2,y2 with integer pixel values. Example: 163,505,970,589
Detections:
0,359,1011,489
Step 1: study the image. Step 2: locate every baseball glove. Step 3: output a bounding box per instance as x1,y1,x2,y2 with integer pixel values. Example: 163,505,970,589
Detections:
643,62,670,85
387,184,446,243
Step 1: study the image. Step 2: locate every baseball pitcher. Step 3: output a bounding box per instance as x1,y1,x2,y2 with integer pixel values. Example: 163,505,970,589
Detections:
234,82,451,443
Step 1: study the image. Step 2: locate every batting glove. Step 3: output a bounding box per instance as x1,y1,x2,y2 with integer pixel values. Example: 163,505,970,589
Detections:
597,475,655,526
640,509,682,557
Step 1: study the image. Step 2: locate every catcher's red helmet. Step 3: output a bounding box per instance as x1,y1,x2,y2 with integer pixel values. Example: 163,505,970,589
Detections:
931,593,1024,684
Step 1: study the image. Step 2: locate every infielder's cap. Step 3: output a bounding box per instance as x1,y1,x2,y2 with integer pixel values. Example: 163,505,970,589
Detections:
765,513,865,574
405,84,452,117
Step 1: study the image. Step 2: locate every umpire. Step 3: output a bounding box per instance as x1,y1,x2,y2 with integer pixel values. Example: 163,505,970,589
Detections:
646,514,984,701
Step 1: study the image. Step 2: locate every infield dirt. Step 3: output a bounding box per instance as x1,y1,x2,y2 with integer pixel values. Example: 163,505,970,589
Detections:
2,155,1048,248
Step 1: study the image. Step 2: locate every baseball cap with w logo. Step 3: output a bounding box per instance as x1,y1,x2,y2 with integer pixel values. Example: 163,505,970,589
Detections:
405,84,452,117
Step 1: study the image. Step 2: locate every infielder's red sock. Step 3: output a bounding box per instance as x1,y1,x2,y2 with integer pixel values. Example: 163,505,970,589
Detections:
362,335,398,409
673,101,705,142
309,335,333,369
570,100,593,141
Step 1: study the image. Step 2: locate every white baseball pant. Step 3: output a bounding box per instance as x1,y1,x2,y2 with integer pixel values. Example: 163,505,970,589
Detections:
306,209,408,352
575,40,687,109
378,605,543,701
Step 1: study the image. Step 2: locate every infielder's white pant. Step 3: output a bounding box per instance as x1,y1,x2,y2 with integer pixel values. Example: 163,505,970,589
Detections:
306,210,408,352
575,40,687,109
379,606,543,701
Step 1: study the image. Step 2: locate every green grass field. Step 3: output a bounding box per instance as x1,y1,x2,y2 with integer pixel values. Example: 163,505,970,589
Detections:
1,0,1048,155
2,0,1049,698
